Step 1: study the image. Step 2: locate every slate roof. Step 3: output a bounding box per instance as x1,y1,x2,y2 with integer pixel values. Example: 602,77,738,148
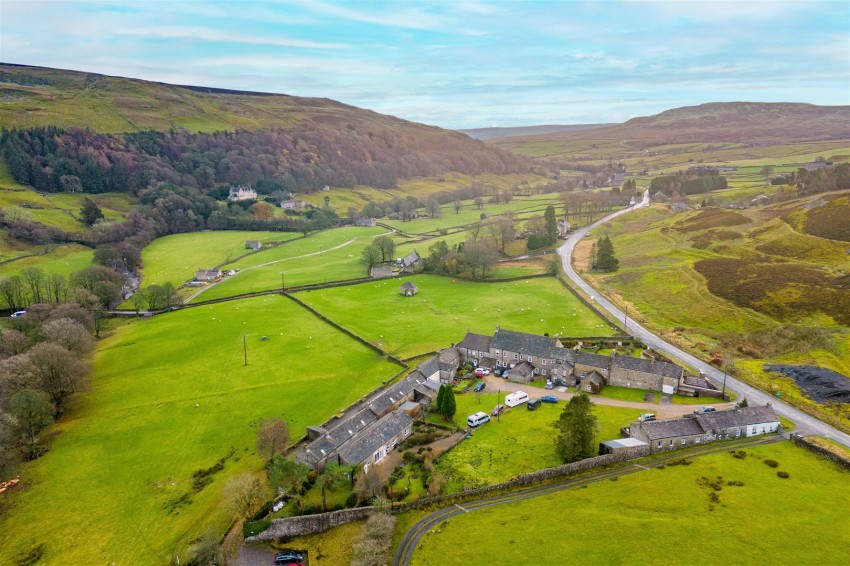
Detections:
371,265,394,278
639,418,705,441
338,410,413,466
575,351,612,370
695,406,779,431
550,347,576,365
457,332,492,353
602,438,648,449
368,373,427,415
417,355,441,378
402,250,421,267
683,376,717,390
400,281,419,293
302,407,378,463
492,328,558,359
611,354,683,379
508,361,535,378
582,371,605,386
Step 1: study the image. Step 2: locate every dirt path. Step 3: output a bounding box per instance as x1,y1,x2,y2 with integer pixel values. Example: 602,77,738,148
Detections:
480,375,735,419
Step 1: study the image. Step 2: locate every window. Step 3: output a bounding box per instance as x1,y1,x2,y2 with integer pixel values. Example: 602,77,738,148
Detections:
681,438,687,445
374,452,381,463
735,429,741,438
520,355,525,361
669,439,674,447
657,442,662,449
528,356,533,363
695,437,701,443
514,353,519,360
541,369,547,376
542,359,547,366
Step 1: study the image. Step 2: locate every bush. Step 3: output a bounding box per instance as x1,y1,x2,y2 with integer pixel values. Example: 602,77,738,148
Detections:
346,492,358,507
249,500,274,521
15,544,45,566
764,459,780,468
777,471,790,479
243,519,271,538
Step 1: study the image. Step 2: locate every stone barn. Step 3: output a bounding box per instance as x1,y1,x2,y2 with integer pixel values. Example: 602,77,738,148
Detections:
400,281,419,296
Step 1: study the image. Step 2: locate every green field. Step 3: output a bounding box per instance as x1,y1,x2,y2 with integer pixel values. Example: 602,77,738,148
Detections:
0,296,400,565
188,226,387,301
139,230,303,288
0,244,95,278
412,442,849,565
437,392,644,490
296,275,616,358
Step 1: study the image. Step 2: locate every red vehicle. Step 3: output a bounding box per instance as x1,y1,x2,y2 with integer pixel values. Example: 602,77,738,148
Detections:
473,368,490,378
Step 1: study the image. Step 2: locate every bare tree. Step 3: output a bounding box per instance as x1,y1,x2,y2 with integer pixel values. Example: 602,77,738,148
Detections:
25,342,90,416
224,473,265,518
485,216,515,253
453,198,462,214
351,513,397,566
474,197,484,209
353,466,384,503
257,418,290,459
41,318,94,354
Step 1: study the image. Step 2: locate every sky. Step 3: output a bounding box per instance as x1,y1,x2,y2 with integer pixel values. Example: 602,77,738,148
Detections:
1,0,848,129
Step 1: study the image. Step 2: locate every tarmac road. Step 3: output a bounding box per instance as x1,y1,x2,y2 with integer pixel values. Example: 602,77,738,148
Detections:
557,192,850,448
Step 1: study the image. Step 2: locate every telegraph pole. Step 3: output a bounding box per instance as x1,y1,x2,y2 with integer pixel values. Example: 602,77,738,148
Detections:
280,272,285,293
243,333,248,366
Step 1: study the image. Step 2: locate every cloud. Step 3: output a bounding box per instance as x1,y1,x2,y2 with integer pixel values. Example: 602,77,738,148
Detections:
115,26,348,49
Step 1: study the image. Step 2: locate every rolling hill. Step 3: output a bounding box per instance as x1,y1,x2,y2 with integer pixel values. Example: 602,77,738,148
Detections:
491,102,850,150
459,123,615,140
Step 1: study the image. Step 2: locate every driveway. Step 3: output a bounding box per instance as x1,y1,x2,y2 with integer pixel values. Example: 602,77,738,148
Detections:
556,192,850,448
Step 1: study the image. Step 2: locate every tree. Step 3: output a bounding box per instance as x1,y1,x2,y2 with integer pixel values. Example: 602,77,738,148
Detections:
460,238,498,279
40,318,94,354
425,198,442,218
224,473,265,518
760,165,774,185
25,342,90,416
360,244,381,270
594,235,619,272
440,386,456,421
486,216,515,253
257,418,290,459
453,198,462,214
435,384,446,414
131,290,146,316
184,528,222,566
474,197,484,209
319,462,349,511
372,235,396,263
353,466,384,503
553,393,598,463
80,198,104,227
267,455,310,497
351,513,397,566
544,205,558,243
249,201,274,221
9,389,54,448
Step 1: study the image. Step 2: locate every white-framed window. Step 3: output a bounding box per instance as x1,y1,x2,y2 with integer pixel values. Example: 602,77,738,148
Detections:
669,439,674,447
541,369,547,376
520,355,525,361
528,356,533,363
514,353,519,360
735,429,741,438
681,438,687,445
695,437,701,444
657,441,662,449
542,359,547,366
533,368,539,375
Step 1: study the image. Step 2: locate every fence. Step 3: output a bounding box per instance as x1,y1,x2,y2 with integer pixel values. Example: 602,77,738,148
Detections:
790,435,850,470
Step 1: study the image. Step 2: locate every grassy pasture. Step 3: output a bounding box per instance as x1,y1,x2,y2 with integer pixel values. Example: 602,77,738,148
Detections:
296,275,615,358
0,295,400,565
188,227,386,301
412,442,849,565
437,392,644,490
139,230,303,288
0,244,94,278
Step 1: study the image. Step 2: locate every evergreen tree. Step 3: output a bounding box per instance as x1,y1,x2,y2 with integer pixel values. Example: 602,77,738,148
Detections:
554,393,598,463
435,384,446,414
441,387,456,421
543,205,558,244
80,198,104,227
595,235,619,272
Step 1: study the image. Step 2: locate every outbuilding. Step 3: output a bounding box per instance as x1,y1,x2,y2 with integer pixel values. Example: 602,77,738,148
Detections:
400,281,419,296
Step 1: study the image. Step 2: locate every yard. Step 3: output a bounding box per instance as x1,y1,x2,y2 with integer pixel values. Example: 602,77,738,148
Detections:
0,243,94,278
435,392,645,490
0,295,400,566
412,441,849,565
296,275,617,359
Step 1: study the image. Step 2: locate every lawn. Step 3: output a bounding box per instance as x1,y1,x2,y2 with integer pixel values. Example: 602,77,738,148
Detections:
296,275,616,358
139,230,303,288
0,295,400,566
412,442,849,565
0,244,94,278
273,520,362,566
435,392,644,491
190,227,387,302
592,385,651,403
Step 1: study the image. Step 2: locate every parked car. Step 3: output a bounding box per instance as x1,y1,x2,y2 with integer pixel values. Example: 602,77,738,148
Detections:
552,377,567,387
638,413,656,422
527,398,542,411
540,395,558,403
474,381,486,393
694,406,716,414
493,368,503,377
467,411,491,427
473,368,491,377
275,550,304,565
10,310,26,318
491,404,505,416
544,380,554,390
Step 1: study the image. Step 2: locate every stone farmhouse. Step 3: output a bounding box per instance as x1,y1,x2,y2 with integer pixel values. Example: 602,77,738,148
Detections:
630,405,780,453
298,371,434,472
454,328,687,395
227,184,258,202
245,240,262,251
281,199,308,210
194,268,222,282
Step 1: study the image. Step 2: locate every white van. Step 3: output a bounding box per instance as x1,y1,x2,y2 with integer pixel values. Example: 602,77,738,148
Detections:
504,391,529,407
467,411,491,427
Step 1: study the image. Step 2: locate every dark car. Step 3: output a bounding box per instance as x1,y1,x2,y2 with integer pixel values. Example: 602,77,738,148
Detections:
527,398,542,411
275,550,304,565
540,395,558,403
491,404,505,416
552,377,567,387
474,381,486,392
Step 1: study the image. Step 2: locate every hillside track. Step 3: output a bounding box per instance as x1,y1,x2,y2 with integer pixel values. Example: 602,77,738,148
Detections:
558,194,850,448
393,435,782,565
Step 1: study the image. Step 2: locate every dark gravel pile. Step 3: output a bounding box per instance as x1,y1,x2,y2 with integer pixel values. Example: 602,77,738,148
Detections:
765,364,850,403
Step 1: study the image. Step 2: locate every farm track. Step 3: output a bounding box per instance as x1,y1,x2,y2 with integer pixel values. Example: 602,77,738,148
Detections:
393,435,783,565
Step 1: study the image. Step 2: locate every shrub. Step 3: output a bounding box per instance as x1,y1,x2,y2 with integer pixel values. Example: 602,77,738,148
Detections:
764,459,779,468
346,492,358,507
732,450,747,459
777,471,790,479
243,519,271,538
15,543,45,566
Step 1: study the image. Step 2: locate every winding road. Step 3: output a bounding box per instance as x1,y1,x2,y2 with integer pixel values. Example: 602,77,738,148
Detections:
558,192,850,448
